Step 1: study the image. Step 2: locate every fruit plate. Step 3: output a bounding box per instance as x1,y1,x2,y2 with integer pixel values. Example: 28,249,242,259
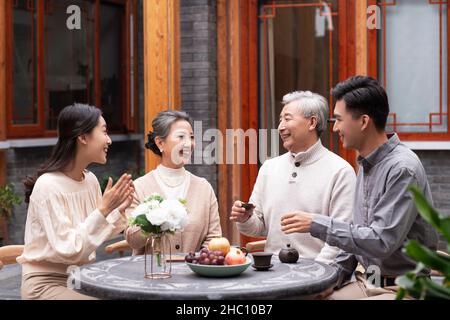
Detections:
186,257,252,277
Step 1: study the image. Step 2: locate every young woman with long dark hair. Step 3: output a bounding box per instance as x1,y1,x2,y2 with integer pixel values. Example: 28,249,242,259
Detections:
17,103,134,300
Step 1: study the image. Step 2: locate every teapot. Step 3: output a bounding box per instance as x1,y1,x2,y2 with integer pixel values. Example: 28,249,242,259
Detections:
278,244,299,263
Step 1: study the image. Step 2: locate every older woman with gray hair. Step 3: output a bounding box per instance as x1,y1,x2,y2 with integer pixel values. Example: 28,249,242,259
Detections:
125,110,222,255
231,91,356,265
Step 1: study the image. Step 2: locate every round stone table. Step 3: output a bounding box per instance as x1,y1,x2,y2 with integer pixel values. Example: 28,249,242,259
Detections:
73,255,338,300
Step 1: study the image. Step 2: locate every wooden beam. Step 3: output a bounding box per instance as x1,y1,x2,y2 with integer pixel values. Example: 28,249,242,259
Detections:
336,0,358,169
0,0,6,142
217,0,260,245
355,0,368,76
143,0,180,172
229,0,241,246
238,0,264,247
0,2,6,190
367,0,378,78
217,0,230,241
217,0,244,245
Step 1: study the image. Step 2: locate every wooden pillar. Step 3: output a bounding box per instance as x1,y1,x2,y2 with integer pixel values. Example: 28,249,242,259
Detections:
217,0,259,245
0,0,7,186
143,0,180,172
355,0,368,76
0,1,7,244
0,0,6,144
367,0,378,79
336,0,359,169
344,0,370,170
217,0,240,245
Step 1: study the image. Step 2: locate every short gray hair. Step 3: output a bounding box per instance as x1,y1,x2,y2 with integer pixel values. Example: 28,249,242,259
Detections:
282,91,329,136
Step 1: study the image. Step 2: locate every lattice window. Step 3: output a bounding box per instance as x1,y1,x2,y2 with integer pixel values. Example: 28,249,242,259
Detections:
378,0,449,135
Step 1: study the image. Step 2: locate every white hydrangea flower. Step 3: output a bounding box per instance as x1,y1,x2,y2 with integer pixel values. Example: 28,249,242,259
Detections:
148,200,160,209
160,199,188,232
145,207,168,226
130,203,149,218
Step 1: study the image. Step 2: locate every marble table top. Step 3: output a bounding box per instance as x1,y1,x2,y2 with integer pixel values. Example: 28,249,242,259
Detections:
73,255,338,300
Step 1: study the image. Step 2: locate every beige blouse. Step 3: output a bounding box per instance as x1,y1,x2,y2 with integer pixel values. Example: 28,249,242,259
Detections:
125,170,222,255
17,171,127,275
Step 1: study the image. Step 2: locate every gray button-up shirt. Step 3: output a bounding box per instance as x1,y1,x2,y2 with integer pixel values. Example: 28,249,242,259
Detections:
310,133,438,285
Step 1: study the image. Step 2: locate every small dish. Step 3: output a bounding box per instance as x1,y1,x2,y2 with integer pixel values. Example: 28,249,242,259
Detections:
251,264,273,271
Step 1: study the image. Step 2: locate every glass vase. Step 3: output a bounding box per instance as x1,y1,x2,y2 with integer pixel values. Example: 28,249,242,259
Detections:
144,233,172,279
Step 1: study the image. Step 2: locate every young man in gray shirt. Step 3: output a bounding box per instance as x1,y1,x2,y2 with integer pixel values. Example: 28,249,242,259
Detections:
280,76,438,299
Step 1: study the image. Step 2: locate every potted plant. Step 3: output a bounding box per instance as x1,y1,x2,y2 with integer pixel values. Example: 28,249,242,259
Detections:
396,186,450,300
0,184,22,245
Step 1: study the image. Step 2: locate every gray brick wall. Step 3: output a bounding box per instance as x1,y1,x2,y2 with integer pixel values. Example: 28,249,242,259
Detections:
180,0,218,194
415,150,450,250
416,150,450,218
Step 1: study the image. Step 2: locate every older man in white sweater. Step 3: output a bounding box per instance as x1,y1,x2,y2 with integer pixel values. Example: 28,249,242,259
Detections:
231,91,356,265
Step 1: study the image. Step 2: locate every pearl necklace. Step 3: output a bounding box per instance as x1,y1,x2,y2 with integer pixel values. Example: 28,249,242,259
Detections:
156,165,187,188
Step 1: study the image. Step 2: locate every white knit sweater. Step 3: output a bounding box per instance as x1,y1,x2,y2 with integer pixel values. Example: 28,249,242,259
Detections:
237,140,356,265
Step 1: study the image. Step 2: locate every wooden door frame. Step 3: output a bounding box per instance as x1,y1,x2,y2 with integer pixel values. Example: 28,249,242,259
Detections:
1,0,7,193
0,0,6,240
217,0,259,245
0,0,6,143
143,0,180,173
339,0,358,168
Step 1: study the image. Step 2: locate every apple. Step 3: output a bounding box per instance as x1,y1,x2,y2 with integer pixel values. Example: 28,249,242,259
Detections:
208,237,231,256
225,248,246,265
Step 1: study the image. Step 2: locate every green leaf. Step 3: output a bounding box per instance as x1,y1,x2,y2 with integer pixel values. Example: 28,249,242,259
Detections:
408,186,441,227
145,193,164,203
396,274,423,299
419,277,450,300
0,184,23,220
396,287,406,300
441,218,450,247
133,214,151,232
404,240,450,276
396,186,450,300
134,215,162,235
408,186,450,243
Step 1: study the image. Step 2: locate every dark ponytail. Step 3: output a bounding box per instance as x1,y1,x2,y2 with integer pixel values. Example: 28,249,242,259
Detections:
145,131,161,156
23,103,102,202
145,110,193,157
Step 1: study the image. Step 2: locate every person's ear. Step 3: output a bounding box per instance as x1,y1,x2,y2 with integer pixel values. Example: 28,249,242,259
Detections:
155,136,164,153
308,116,318,132
77,134,88,145
360,115,370,131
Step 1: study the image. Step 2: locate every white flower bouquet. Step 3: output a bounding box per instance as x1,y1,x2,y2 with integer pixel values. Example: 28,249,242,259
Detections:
129,193,189,236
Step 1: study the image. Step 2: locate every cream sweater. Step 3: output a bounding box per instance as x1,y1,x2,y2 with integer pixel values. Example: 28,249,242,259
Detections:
17,171,127,275
237,140,356,265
